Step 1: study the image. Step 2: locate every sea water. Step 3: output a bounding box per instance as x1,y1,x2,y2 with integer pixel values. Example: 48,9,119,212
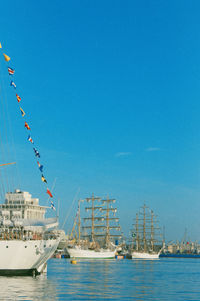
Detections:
0,258,200,300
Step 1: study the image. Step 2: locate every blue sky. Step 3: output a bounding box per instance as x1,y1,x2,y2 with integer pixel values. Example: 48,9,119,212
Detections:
0,1,200,241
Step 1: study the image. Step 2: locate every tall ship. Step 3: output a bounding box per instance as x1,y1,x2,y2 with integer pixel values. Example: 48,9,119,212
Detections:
130,204,162,259
0,45,60,275
67,195,121,259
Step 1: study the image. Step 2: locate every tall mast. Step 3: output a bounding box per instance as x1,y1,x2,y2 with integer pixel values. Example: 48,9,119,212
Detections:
91,194,95,242
136,213,139,251
84,194,102,242
151,210,154,251
143,204,147,252
101,198,120,247
82,196,121,245
132,203,161,254
105,196,110,246
78,199,81,244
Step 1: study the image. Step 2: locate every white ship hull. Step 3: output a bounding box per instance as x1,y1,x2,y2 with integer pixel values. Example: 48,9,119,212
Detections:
132,251,160,259
0,239,59,275
67,247,116,259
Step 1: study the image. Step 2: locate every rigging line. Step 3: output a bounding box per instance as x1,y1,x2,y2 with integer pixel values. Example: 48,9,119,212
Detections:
57,199,60,219
61,187,80,230
45,177,57,207
4,74,22,191
0,169,5,200
0,58,20,191
0,71,9,192
0,86,10,193
0,50,9,194
1,86,16,191
14,79,52,202
0,61,13,188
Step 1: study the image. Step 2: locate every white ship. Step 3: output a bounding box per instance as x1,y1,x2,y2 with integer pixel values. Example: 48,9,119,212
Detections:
0,189,59,275
67,245,116,259
131,204,162,259
0,44,60,275
67,195,121,259
131,251,161,259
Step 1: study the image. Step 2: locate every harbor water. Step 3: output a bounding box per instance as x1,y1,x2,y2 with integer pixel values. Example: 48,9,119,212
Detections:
1,258,200,300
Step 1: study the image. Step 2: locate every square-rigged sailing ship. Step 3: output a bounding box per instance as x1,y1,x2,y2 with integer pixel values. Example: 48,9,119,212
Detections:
67,195,122,259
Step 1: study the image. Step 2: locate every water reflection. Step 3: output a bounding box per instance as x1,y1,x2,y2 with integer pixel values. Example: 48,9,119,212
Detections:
131,260,157,299
0,258,200,300
50,259,160,300
0,274,57,301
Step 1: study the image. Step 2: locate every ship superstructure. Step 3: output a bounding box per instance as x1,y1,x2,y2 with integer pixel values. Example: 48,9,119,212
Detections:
0,189,46,220
0,189,59,275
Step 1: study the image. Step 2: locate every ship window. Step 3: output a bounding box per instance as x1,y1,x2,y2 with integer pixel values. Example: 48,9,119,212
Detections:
25,246,27,248
6,246,8,248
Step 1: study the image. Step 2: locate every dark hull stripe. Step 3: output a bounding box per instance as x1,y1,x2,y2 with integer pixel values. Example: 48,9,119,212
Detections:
0,269,40,276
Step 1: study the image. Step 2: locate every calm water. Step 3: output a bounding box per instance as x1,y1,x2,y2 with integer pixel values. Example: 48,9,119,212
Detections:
0,258,200,300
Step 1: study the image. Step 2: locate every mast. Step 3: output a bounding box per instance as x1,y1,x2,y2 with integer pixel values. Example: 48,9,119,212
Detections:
82,196,121,246
78,199,81,244
143,204,147,252
106,196,110,246
91,194,94,242
132,203,162,254
151,210,154,251
135,213,139,251
69,199,84,243
83,194,102,242
101,198,120,247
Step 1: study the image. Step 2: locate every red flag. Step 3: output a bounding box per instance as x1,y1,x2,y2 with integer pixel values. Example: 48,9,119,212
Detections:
25,122,30,130
47,188,53,198
16,94,21,103
8,67,15,75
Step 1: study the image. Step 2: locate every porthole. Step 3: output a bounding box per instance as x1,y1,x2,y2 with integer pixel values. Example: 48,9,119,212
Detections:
6,246,8,248
25,246,27,248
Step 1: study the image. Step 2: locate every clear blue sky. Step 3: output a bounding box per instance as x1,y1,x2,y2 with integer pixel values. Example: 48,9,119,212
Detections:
0,0,200,242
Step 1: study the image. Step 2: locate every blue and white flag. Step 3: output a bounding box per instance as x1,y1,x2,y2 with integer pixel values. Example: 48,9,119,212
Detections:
33,147,40,158
10,81,16,89
51,201,56,211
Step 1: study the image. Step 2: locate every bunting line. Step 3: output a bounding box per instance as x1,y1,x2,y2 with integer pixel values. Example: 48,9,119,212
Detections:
0,42,56,211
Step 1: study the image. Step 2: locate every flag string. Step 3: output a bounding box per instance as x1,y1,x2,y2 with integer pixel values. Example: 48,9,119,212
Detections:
0,43,56,211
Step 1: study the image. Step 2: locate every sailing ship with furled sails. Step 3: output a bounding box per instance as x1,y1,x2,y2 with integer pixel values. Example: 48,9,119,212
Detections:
67,195,122,259
0,44,60,275
130,204,163,259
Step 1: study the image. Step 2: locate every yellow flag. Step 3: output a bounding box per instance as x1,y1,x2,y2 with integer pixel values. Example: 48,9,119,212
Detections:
0,43,2,49
41,175,47,183
3,53,10,62
20,107,25,117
